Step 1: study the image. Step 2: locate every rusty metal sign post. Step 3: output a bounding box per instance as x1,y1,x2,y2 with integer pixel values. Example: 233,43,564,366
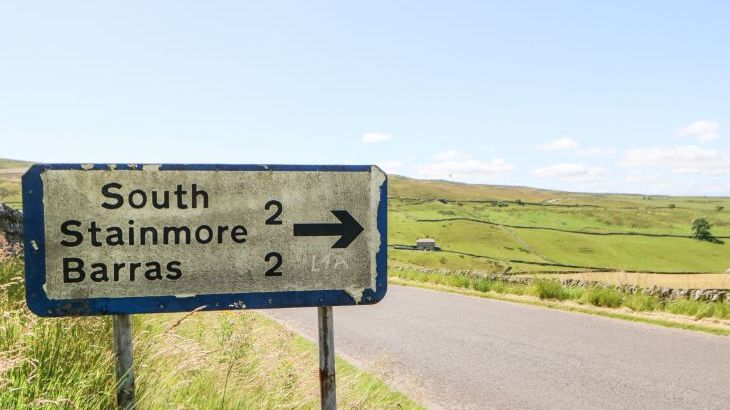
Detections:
112,314,135,409
22,164,387,409
318,306,336,409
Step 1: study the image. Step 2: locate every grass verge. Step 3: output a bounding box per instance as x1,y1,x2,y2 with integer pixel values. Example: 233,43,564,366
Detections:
133,310,421,409
1,257,422,409
391,269,730,336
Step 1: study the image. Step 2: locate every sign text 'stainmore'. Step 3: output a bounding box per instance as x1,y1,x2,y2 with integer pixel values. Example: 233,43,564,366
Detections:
22,164,387,316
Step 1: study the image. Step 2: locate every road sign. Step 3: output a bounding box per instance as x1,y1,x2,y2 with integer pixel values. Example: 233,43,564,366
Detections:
22,164,387,316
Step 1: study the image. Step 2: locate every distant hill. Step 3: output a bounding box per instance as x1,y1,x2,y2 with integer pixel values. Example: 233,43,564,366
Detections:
389,175,565,202
0,158,32,169
0,158,31,206
389,175,728,203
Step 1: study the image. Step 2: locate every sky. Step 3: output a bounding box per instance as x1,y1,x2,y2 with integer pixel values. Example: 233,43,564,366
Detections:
1,1,729,195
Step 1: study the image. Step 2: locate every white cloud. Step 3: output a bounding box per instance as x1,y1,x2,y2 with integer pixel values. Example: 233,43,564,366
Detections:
578,147,617,156
377,160,405,174
621,145,730,175
416,158,514,183
538,137,579,151
532,163,608,183
361,132,392,144
625,170,662,183
537,137,615,157
677,120,720,142
702,181,730,194
432,149,471,161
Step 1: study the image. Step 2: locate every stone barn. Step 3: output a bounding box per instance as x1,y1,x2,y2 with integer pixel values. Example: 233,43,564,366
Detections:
416,238,436,251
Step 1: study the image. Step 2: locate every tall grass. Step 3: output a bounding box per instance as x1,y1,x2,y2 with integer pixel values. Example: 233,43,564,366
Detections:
622,294,659,312
580,287,623,308
533,279,571,301
665,299,730,320
0,257,116,409
1,258,422,409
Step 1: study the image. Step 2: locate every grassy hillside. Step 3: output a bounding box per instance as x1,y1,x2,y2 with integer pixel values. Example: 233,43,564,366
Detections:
0,159,32,169
0,158,29,207
390,176,730,275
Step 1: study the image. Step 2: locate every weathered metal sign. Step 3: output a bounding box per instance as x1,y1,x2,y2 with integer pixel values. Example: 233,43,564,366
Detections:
22,164,387,316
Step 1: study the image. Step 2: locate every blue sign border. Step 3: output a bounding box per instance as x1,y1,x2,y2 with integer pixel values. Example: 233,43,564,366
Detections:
22,164,387,317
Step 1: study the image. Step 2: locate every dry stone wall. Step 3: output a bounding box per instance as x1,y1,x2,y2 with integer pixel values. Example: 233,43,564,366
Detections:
0,203,23,257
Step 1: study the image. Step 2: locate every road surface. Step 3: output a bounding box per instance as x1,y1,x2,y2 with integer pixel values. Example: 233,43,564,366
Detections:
267,285,730,410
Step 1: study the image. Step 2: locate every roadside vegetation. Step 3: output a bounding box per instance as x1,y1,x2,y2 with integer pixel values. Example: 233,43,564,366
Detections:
1,258,421,409
0,159,27,208
392,268,730,322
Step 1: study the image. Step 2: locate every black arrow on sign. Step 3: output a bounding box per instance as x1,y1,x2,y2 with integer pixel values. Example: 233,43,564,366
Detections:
293,210,364,249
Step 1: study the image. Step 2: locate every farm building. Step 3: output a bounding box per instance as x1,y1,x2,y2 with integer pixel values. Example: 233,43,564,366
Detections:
416,238,437,251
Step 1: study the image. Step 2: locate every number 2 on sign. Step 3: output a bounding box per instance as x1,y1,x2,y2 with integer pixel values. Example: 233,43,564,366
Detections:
265,252,283,276
265,200,283,225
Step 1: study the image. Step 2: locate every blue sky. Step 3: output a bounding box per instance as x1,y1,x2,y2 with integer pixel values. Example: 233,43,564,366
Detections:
1,1,729,195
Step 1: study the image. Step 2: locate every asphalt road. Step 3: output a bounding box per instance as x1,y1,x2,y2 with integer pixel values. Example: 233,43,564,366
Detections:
267,285,730,410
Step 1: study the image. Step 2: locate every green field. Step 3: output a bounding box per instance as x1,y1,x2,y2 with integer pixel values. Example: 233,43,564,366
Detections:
390,176,730,275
